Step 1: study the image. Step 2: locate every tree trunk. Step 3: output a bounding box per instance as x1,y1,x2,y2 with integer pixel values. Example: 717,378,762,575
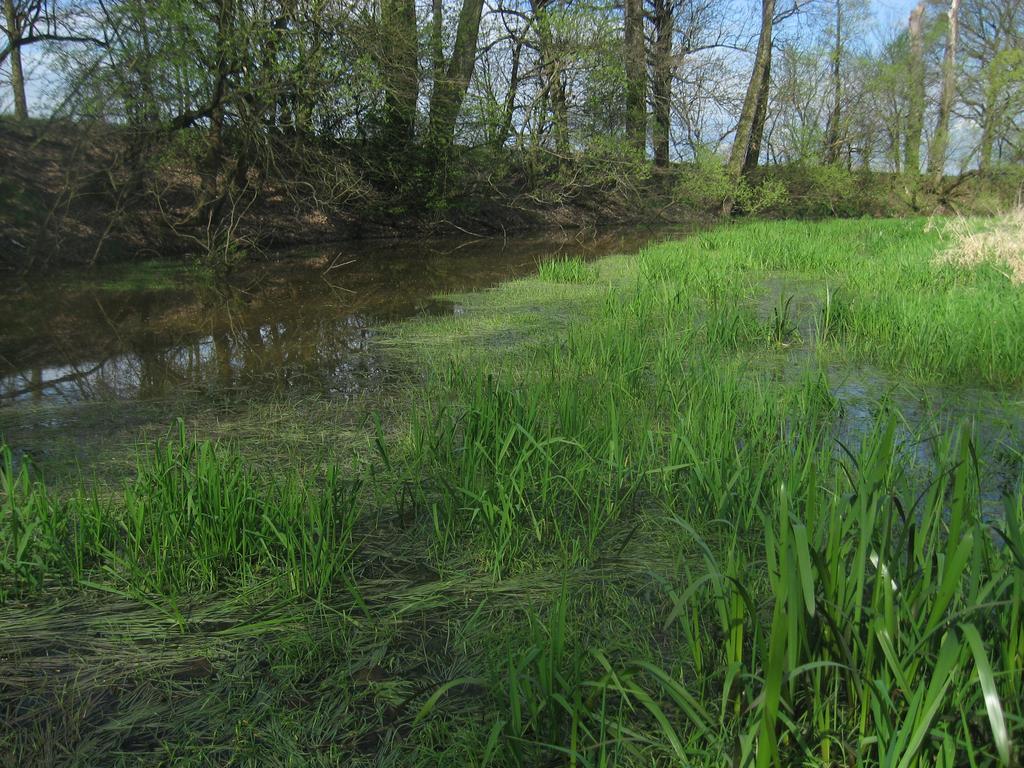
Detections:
726,0,775,189
381,0,419,146
905,0,926,180
495,37,523,149
551,67,568,153
427,0,485,150
3,0,28,120
823,0,843,163
928,0,961,186
624,0,646,153
532,1,568,153
431,0,444,82
743,54,771,176
652,0,674,167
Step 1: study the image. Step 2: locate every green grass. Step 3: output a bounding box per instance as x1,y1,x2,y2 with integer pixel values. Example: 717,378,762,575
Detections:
2,217,1023,765
642,218,1024,386
536,255,598,283
1,421,362,604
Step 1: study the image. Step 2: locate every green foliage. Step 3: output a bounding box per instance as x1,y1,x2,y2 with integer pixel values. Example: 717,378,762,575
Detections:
541,136,652,205
675,148,790,215
1,423,362,601
758,162,893,217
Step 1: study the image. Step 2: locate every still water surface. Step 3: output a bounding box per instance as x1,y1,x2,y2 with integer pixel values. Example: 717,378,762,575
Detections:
1,229,682,406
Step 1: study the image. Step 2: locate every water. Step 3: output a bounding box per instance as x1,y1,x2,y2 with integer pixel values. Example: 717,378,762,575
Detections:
2,231,1020,497
0,228,684,406
754,274,1024,513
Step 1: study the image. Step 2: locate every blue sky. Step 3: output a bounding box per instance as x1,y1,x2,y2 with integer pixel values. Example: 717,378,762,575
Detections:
870,0,921,30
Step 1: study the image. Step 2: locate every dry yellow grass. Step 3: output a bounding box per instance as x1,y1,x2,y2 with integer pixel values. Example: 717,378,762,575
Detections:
938,208,1024,283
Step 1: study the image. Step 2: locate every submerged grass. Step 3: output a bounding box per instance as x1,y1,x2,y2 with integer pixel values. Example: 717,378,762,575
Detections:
2,217,1023,765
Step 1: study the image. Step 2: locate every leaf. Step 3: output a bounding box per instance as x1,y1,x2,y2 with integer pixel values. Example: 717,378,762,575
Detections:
792,522,816,616
962,623,1011,766
413,677,485,725
896,631,961,768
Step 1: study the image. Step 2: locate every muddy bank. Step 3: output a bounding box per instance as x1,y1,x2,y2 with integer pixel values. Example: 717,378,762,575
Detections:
9,119,1022,274
0,120,699,272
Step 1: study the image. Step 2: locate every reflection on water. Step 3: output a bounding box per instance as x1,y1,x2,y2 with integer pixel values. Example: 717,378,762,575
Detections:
828,364,1023,519
1,229,684,405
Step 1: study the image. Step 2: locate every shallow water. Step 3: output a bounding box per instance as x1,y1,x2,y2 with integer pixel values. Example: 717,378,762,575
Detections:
2,231,1021,499
0,228,687,406
754,274,1024,513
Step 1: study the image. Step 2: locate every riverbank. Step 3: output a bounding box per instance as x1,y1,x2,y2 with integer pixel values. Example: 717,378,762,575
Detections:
2,217,1022,765
4,118,1022,273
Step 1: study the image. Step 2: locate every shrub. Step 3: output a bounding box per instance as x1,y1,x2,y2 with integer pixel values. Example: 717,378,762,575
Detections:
675,147,790,215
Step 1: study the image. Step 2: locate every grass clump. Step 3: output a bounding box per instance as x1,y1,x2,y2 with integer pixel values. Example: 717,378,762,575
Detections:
639,218,1024,386
1,420,362,603
536,255,598,283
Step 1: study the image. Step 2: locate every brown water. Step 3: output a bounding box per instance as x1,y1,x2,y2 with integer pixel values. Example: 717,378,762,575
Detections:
0,228,684,406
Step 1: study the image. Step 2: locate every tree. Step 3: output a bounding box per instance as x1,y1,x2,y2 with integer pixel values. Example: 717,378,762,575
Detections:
822,0,843,163
651,0,675,166
959,0,1024,171
380,0,418,145
743,52,770,173
427,0,486,150
2,0,27,118
928,0,962,185
624,0,646,152
531,0,570,153
905,0,926,180
727,0,776,183
2,0,103,120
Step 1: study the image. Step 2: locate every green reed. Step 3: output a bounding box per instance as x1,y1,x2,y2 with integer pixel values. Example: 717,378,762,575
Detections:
641,217,1024,385
463,421,1022,767
1,421,362,600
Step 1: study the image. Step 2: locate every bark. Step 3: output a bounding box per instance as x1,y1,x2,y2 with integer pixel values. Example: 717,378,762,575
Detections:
427,0,485,150
887,112,902,174
550,64,568,153
928,0,961,186
431,0,443,81
495,36,523,148
652,0,674,167
727,0,775,182
823,0,843,163
3,0,28,119
905,0,926,179
381,0,419,146
743,53,771,175
624,0,646,153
